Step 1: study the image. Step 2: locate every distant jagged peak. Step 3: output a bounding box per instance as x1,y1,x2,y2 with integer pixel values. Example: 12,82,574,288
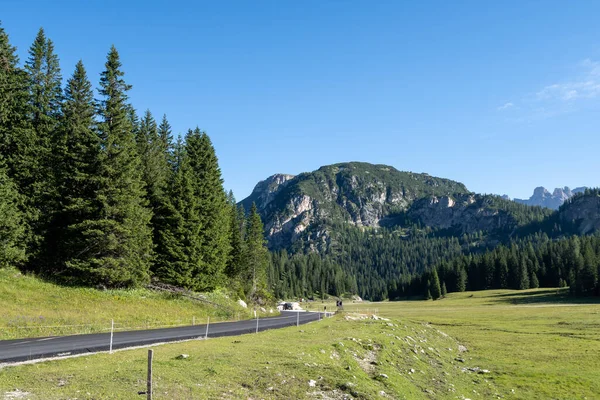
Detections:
514,185,588,210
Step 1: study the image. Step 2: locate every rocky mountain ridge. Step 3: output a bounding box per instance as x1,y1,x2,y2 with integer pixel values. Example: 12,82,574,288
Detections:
241,163,600,252
512,186,587,210
240,162,469,249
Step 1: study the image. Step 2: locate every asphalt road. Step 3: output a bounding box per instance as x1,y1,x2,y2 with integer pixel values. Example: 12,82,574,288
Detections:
0,311,327,363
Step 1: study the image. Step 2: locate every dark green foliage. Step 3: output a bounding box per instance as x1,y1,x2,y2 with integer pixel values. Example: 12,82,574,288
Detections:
66,46,153,287
394,233,600,299
154,139,201,288
244,203,269,299
430,268,442,300
52,61,101,277
225,191,245,280
158,114,174,165
184,129,230,290
441,282,447,297
0,158,27,267
23,28,63,266
0,25,242,296
136,109,171,253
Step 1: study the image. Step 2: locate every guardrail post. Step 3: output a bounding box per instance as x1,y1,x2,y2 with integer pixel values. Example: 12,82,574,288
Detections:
205,317,209,339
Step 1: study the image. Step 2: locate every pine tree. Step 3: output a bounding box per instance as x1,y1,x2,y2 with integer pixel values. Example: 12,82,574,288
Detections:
225,191,245,280
68,46,153,287
244,203,269,299
136,109,171,251
441,282,447,297
0,24,32,222
185,128,230,290
0,157,27,268
518,258,530,290
52,60,100,278
430,268,442,300
20,27,63,265
155,138,201,288
158,114,174,165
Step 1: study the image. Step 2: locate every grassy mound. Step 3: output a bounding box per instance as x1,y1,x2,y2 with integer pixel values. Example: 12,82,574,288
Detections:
0,268,254,340
0,314,500,399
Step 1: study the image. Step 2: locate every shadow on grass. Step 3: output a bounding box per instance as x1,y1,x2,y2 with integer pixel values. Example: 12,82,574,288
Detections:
488,289,600,305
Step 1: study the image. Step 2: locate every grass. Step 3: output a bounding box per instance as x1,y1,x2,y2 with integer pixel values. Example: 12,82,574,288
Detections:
2,285,599,399
0,314,501,399
0,268,259,340
341,288,600,399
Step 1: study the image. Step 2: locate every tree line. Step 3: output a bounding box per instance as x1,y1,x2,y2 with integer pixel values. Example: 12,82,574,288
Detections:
388,232,600,300
0,25,269,300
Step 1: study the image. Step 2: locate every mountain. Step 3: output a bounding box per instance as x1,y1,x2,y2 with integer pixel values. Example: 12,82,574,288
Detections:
247,163,600,301
513,186,587,210
240,162,469,249
557,189,600,235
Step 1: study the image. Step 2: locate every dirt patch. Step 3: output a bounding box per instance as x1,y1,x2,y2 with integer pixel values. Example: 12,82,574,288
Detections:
3,390,30,399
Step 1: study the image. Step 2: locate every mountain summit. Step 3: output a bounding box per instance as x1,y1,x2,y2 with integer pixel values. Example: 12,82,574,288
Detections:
240,162,470,249
513,186,586,210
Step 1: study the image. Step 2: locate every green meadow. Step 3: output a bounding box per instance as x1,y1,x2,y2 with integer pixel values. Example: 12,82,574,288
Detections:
2,287,599,399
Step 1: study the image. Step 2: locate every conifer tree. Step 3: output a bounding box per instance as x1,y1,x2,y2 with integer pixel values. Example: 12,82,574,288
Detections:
0,23,32,203
518,256,530,290
52,61,100,278
430,268,442,300
22,28,63,264
185,128,230,290
158,114,174,164
441,282,447,297
69,46,153,287
225,191,245,280
154,138,201,288
0,157,27,268
136,109,171,250
244,203,269,299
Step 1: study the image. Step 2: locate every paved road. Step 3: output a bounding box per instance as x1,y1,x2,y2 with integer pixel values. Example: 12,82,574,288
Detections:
0,311,327,363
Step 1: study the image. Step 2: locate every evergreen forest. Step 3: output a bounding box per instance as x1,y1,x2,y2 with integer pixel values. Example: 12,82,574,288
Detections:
0,25,269,302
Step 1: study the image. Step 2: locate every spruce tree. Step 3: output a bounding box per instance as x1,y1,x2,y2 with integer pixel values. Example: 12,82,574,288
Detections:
0,24,32,220
158,114,174,164
136,109,171,251
185,128,230,290
52,61,101,278
70,46,153,287
155,138,201,288
0,157,27,268
244,203,269,299
225,191,245,280
24,28,63,264
441,282,447,297
430,268,442,300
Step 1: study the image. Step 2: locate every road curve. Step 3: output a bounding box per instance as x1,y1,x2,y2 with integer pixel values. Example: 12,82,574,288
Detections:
0,311,327,363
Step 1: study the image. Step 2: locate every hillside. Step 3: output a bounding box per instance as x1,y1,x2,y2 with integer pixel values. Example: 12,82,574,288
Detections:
248,164,599,301
241,162,469,250
0,268,253,340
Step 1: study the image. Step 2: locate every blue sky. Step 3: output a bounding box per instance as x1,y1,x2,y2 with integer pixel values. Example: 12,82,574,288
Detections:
3,1,600,200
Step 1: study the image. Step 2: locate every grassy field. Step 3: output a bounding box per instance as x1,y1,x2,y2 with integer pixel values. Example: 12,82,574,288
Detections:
343,289,600,400
0,268,257,340
1,286,598,399
0,313,501,399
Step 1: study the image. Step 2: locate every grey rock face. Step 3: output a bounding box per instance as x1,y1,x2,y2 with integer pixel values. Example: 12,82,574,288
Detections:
240,162,468,249
407,194,517,234
559,193,600,234
514,186,587,210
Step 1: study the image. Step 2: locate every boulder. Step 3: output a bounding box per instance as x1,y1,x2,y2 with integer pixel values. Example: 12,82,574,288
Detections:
237,299,247,308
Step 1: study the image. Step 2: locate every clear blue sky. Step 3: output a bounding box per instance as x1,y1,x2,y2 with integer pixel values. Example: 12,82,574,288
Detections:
3,1,600,200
